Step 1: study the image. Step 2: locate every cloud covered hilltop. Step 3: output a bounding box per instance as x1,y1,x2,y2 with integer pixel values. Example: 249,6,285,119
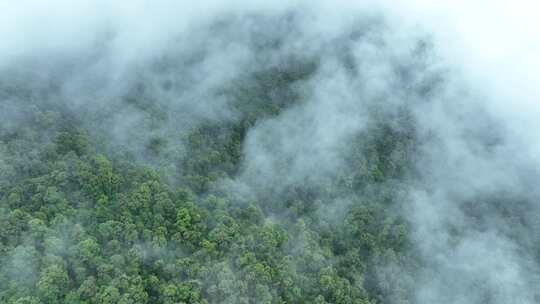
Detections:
1,1,539,303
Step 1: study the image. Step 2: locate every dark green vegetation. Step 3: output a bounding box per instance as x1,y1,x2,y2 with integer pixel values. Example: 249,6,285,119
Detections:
0,17,426,304
0,73,418,304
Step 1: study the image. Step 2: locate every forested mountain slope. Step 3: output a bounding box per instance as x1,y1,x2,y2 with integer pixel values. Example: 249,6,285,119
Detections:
1,4,540,304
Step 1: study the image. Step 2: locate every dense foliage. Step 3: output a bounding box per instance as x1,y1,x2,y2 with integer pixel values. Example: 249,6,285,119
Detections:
0,10,451,302
0,58,421,304
5,5,540,304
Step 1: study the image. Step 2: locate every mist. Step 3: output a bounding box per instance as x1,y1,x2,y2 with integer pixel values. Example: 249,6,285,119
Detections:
1,1,539,303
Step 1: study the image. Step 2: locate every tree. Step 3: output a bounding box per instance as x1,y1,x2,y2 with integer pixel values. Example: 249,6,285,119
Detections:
37,265,69,304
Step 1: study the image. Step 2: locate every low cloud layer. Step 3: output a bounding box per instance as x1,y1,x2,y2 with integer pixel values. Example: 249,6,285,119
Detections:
1,1,539,303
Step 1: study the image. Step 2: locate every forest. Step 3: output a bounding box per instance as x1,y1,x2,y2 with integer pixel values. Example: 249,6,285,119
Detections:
1,3,540,304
